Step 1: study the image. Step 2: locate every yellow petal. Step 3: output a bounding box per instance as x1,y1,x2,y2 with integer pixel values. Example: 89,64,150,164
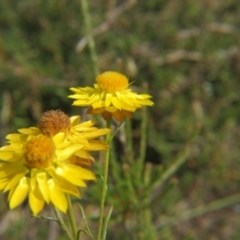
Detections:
67,134,89,146
75,156,94,166
75,150,90,159
77,129,111,139
120,94,136,106
138,99,154,106
36,172,50,203
5,133,26,142
55,141,72,150
57,144,84,161
74,120,95,128
119,101,136,111
69,87,81,93
8,143,23,151
105,93,113,107
29,185,45,215
72,100,89,106
49,179,68,213
55,166,87,187
88,93,101,103
70,115,81,126
87,140,109,151
0,162,23,178
18,127,39,135
9,177,29,209
30,171,37,188
63,164,96,180
73,94,100,106
112,97,122,109
92,100,104,108
52,132,66,145
105,107,117,113
4,169,29,191
0,151,13,160
52,173,80,198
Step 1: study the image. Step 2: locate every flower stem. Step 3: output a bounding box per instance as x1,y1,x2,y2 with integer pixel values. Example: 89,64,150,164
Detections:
53,206,74,240
67,194,78,239
97,119,112,240
140,208,157,240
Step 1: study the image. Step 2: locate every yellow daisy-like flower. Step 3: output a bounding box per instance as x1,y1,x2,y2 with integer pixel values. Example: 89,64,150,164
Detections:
0,133,95,215
68,71,154,121
0,110,110,214
38,110,111,166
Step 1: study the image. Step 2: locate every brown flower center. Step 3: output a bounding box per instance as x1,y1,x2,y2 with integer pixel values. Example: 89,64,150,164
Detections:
24,135,55,169
38,110,70,136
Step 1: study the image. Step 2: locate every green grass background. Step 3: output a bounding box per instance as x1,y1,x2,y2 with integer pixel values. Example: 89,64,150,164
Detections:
0,0,240,239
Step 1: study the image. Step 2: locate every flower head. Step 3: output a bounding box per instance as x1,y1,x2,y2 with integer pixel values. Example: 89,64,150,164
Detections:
0,110,110,214
69,71,154,121
0,132,95,215
38,110,71,136
39,110,110,166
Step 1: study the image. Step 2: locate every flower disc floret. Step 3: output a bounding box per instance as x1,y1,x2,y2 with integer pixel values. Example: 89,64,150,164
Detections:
39,110,71,137
24,135,55,169
96,71,128,93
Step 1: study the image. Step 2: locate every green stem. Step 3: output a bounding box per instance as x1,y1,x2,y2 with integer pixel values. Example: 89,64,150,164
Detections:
77,204,95,239
157,193,240,229
67,194,78,239
53,206,74,240
141,208,156,240
80,0,99,76
102,205,113,240
97,119,112,240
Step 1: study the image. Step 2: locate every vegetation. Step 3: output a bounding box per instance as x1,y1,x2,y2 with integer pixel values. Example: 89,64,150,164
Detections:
0,0,240,239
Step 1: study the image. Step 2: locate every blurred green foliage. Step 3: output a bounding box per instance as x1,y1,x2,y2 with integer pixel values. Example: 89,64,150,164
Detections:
0,0,240,239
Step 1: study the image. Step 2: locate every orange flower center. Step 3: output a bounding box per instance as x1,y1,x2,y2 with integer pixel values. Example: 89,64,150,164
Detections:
39,110,70,137
96,71,129,93
24,135,55,169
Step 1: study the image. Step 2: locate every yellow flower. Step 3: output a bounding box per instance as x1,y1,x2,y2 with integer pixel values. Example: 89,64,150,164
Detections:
8,110,111,166
68,71,154,121
0,110,110,214
37,110,111,166
0,133,95,215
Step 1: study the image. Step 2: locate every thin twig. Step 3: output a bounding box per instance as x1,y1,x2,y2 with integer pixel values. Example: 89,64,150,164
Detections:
77,204,94,240
53,206,74,240
67,195,78,239
102,205,113,240
97,119,112,240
